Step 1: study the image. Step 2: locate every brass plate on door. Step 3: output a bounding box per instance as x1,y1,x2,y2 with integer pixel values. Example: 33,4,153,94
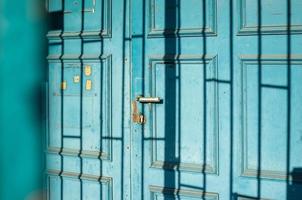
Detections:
85,65,92,76
61,81,67,90
131,101,146,124
86,80,92,90
73,75,80,83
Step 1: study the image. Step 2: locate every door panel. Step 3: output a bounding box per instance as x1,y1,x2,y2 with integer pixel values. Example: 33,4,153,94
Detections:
47,0,131,199
233,0,302,199
131,0,302,200
47,0,302,199
146,56,218,174
148,0,217,37
238,0,302,35
131,0,231,199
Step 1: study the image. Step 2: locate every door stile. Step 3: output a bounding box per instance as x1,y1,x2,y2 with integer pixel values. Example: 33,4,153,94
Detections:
130,0,146,199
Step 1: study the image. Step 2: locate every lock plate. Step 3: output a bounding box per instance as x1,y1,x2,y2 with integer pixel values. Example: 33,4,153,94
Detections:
132,101,146,124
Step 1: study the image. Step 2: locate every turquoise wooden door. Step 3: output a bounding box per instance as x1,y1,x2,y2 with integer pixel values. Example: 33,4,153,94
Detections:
131,0,302,199
131,0,229,198
232,0,302,199
47,0,302,199
47,0,131,199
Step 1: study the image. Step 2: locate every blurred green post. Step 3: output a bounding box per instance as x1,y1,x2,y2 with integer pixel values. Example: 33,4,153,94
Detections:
0,0,47,199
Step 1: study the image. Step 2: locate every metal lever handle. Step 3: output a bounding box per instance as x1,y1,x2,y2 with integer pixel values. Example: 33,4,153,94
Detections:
136,96,161,103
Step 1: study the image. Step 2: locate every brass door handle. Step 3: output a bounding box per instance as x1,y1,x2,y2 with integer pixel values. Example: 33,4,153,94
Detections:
132,96,161,124
136,96,161,103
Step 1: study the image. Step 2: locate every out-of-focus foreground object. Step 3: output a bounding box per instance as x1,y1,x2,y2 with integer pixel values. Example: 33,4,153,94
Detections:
0,0,47,199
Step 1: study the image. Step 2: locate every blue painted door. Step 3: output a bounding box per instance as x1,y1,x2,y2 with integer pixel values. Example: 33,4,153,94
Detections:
131,0,302,199
131,0,228,199
47,0,131,199
232,0,302,199
47,0,302,199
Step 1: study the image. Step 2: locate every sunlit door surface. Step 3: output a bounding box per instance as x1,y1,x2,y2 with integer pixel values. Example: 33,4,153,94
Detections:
132,0,230,199
47,0,302,199
47,0,131,199
233,0,302,199
131,0,302,199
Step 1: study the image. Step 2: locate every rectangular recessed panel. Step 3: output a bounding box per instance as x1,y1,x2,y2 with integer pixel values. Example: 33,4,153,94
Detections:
240,56,302,180
149,56,218,173
48,57,112,160
148,0,216,37
238,0,302,34
244,64,287,172
150,186,218,200
64,0,111,36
